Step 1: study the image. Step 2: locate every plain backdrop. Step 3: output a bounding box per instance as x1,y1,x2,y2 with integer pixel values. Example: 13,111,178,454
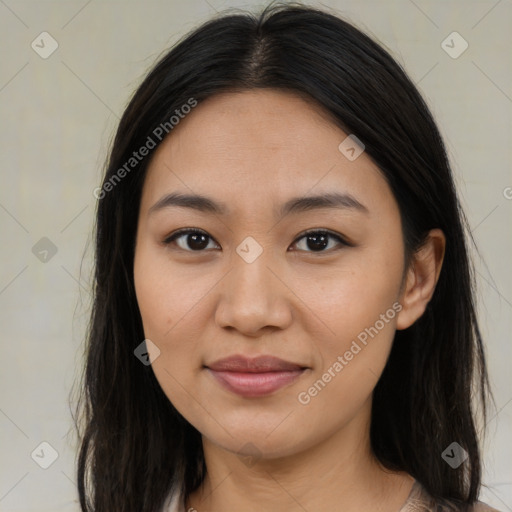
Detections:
0,1,510,511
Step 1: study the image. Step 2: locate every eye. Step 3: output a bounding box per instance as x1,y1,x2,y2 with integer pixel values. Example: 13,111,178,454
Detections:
163,228,350,254
290,229,350,253
163,228,219,251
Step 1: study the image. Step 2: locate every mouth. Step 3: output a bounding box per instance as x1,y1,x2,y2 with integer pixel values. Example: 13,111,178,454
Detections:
205,355,309,398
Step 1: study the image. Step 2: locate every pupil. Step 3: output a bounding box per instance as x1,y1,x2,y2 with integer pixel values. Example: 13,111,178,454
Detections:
188,233,209,250
308,233,328,251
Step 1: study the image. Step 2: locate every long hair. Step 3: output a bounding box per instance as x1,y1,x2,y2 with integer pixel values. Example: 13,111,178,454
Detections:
73,2,493,510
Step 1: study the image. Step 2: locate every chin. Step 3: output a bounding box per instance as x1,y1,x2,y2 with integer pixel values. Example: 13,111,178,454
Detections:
201,422,313,462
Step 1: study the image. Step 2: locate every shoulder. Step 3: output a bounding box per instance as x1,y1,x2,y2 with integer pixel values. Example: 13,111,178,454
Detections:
469,502,501,512
162,488,186,512
401,480,502,512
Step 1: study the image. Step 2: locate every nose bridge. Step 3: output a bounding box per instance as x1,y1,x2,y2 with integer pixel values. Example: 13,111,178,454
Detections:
233,244,272,294
231,240,276,306
215,239,291,333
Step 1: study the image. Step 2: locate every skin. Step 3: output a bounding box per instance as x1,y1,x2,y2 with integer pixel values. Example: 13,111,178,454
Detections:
133,89,445,512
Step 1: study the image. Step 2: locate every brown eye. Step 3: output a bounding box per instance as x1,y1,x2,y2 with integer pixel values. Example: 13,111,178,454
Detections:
163,229,219,251
163,228,350,254
291,230,349,253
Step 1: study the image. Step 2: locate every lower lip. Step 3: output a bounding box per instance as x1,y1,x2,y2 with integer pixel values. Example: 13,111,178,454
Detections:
207,369,305,397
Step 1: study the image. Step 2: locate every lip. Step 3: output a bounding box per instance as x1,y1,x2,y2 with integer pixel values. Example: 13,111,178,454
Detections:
207,355,305,372
205,355,308,397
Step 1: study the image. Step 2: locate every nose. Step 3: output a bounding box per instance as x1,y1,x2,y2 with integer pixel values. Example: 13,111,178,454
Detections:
214,248,293,337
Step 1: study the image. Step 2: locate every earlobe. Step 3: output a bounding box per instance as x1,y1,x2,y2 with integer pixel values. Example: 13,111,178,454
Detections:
396,229,446,330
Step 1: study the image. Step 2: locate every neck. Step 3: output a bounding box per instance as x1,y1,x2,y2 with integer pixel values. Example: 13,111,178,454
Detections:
186,400,414,512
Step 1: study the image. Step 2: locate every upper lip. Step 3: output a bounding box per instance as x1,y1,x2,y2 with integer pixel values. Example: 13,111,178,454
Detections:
206,355,306,372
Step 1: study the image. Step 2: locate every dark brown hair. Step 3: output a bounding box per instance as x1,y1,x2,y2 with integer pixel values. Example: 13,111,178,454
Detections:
74,2,493,510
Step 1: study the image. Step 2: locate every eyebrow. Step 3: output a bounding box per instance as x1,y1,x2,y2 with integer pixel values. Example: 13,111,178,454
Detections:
148,191,369,218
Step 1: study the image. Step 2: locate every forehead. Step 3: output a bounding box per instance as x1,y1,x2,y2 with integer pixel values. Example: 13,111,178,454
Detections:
164,89,343,154
141,89,395,216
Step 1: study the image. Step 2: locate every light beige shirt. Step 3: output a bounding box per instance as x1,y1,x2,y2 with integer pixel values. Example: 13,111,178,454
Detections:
164,480,501,512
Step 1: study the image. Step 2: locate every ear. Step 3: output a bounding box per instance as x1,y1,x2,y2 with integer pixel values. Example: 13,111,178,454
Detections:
396,229,446,330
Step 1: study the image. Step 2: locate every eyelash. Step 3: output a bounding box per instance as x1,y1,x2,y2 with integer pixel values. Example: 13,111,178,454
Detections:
162,228,352,254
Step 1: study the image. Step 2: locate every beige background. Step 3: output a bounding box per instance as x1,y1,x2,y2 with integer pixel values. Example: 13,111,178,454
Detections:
0,0,510,510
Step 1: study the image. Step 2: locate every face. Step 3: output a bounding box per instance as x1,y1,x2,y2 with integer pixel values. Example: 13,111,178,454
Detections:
133,89,407,460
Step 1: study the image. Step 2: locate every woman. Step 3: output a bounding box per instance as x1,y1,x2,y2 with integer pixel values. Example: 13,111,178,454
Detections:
75,2,500,511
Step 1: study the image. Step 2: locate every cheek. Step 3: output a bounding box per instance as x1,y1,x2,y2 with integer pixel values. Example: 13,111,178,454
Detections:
293,269,401,435
133,258,173,337
298,248,403,350
300,282,400,396
134,243,211,339
292,241,404,417
133,244,213,408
